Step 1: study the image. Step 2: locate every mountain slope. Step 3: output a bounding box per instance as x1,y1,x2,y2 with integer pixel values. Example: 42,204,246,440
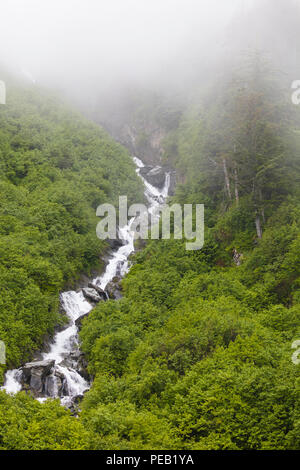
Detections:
0,78,143,375
78,55,300,450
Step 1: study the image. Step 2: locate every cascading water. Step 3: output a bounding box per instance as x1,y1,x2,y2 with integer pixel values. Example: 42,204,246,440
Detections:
1,157,170,407
3,370,23,394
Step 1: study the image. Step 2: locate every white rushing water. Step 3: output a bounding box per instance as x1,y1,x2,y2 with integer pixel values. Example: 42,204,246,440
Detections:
3,369,23,394
2,157,170,405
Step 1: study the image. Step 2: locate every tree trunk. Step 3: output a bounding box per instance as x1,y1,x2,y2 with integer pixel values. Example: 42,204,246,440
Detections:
234,164,239,205
255,213,262,239
222,158,232,200
259,189,265,223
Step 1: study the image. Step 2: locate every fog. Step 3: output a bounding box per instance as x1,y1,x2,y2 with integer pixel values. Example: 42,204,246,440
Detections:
0,1,252,92
0,0,299,109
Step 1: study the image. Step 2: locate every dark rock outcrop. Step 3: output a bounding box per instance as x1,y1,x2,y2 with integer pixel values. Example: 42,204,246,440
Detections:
168,171,177,196
140,166,166,189
44,371,65,397
106,231,126,250
87,283,108,300
106,279,122,300
75,312,90,330
82,287,103,303
76,354,89,381
105,122,166,167
22,359,55,395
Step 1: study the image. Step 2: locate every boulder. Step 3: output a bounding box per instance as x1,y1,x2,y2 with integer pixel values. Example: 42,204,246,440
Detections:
44,373,64,397
106,276,122,300
82,287,103,303
22,359,55,379
88,283,108,300
22,359,55,395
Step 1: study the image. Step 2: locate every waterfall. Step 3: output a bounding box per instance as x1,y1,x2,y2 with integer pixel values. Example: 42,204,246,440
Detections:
1,157,170,406
3,370,23,394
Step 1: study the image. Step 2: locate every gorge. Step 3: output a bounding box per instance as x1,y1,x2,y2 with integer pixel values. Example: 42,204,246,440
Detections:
2,157,171,409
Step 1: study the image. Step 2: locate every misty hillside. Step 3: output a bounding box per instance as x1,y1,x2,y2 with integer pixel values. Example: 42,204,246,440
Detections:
0,78,143,372
76,52,300,450
0,0,299,454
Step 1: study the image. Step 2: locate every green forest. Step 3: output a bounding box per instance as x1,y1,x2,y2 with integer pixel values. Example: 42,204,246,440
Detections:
0,77,143,375
0,50,299,450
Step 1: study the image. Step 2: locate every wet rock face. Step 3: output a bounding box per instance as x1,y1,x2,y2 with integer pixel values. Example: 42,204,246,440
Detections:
107,123,166,167
168,171,177,196
106,236,125,250
106,276,122,300
140,165,166,189
76,355,89,381
21,360,55,396
45,373,65,397
75,312,90,330
82,287,104,303
20,357,89,399
87,283,108,300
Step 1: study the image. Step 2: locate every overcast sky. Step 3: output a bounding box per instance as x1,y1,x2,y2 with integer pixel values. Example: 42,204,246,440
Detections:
0,1,257,87
1,0,299,110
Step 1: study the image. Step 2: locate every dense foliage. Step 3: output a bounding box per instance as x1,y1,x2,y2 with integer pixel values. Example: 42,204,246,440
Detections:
78,56,300,450
0,78,143,375
0,54,299,450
